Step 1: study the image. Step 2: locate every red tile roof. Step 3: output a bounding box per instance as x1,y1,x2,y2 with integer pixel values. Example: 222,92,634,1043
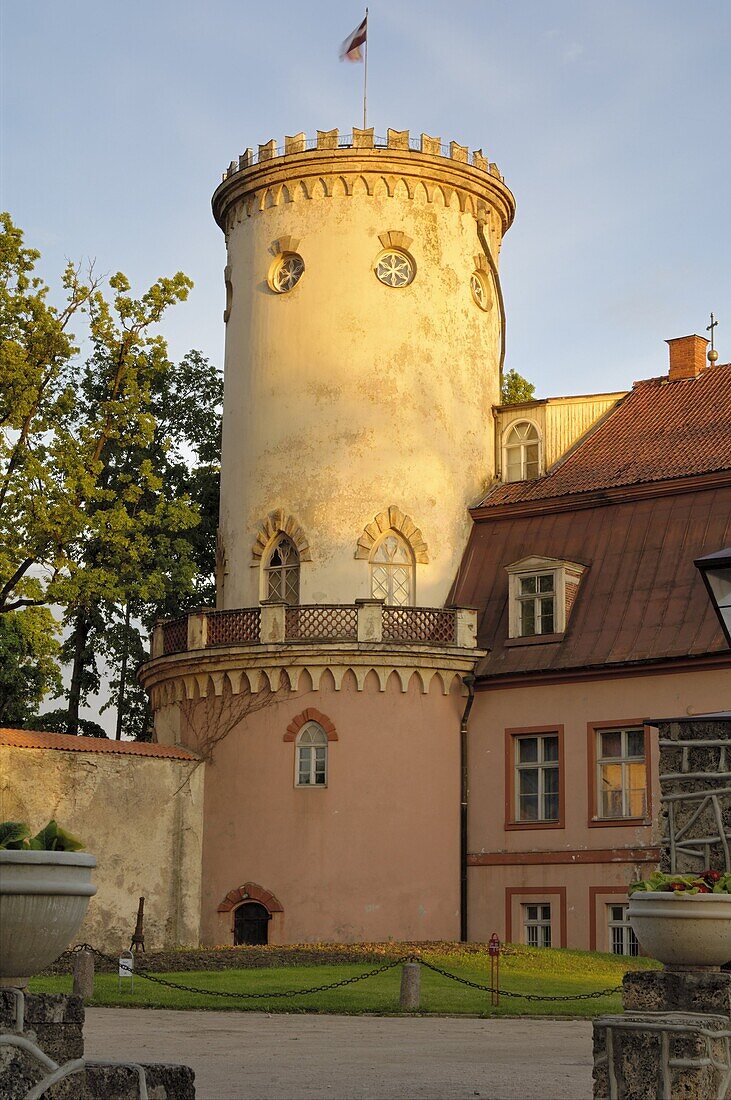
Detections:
479,364,731,509
0,728,197,760
453,486,731,678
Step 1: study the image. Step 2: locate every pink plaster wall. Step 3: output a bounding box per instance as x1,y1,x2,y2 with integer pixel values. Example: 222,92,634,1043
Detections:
193,670,464,945
467,667,730,948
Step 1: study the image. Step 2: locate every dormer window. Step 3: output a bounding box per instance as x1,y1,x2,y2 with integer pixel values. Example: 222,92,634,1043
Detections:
506,557,586,640
504,421,541,482
517,572,555,636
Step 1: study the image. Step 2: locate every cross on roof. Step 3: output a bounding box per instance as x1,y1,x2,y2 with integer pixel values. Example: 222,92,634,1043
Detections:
707,312,718,352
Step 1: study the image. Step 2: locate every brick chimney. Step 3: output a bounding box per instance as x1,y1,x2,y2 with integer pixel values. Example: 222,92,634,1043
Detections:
666,334,708,381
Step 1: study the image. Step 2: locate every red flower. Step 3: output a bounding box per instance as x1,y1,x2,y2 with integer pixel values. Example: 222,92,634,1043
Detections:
705,870,722,883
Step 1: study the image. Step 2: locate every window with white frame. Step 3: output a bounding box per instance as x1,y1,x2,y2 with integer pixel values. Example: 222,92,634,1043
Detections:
370,532,414,606
506,557,586,640
523,903,552,948
296,722,328,787
265,534,300,605
504,421,541,482
514,733,560,822
517,572,555,636
596,727,647,819
607,903,639,956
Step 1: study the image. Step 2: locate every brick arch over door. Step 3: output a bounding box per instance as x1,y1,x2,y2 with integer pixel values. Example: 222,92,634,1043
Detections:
217,882,284,914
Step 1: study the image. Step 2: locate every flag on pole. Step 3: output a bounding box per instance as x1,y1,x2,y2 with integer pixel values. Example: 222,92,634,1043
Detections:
340,14,367,62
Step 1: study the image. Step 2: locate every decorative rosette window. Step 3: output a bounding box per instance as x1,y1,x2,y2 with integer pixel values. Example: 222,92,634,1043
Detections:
375,249,415,288
270,252,305,293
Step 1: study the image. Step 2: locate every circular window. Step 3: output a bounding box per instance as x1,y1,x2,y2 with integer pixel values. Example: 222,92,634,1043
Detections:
470,270,492,311
271,253,305,293
375,250,414,288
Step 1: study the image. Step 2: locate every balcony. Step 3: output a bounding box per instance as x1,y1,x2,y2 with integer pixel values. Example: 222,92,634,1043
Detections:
153,601,477,658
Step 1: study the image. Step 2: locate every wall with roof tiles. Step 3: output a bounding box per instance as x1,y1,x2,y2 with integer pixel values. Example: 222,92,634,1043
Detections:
0,746,204,950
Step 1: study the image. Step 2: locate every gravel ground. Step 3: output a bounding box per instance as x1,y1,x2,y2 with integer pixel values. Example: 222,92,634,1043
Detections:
84,1008,593,1099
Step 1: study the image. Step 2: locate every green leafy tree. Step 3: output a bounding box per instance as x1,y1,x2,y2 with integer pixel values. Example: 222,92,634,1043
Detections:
0,213,207,734
501,368,536,405
0,607,62,725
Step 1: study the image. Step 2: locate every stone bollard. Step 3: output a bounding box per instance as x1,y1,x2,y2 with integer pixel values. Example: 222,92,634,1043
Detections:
72,949,94,1000
399,961,421,1010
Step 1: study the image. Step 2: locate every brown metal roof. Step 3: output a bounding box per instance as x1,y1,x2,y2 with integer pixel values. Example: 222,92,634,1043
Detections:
453,486,731,679
479,364,731,509
0,728,197,760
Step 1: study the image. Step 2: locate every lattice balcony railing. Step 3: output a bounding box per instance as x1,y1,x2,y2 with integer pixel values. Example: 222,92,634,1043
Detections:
382,606,457,645
207,608,261,647
162,617,188,656
285,605,359,641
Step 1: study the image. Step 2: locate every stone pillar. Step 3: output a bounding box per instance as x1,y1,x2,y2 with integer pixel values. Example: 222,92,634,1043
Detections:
151,622,165,659
399,962,421,1010
0,992,85,1100
455,608,478,649
356,599,383,643
593,715,731,1099
186,610,208,651
259,601,286,644
72,951,94,1000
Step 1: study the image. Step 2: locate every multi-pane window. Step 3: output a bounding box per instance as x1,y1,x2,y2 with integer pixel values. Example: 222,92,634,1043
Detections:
296,723,327,787
607,904,639,956
266,535,300,605
370,533,413,606
515,734,560,822
596,727,646,819
517,572,555,636
524,903,552,948
505,422,540,482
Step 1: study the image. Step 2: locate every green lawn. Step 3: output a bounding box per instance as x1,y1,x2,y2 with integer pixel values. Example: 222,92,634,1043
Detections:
30,946,658,1017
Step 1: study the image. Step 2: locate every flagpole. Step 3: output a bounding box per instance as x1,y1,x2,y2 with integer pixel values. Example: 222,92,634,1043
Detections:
363,8,369,130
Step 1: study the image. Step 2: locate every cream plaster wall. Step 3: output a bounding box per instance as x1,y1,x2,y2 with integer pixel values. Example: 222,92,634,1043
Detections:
188,673,464,945
216,150,513,610
467,666,730,948
0,747,204,950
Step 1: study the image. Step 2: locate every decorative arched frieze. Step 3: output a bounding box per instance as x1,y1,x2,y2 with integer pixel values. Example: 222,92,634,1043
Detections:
217,881,283,914
252,510,311,563
283,708,338,742
355,506,429,564
150,660,467,703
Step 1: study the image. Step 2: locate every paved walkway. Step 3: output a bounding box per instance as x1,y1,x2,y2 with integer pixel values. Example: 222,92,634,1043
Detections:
84,1009,593,1099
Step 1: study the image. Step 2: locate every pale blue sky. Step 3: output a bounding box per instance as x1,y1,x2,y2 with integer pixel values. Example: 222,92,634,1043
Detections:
2,1,730,397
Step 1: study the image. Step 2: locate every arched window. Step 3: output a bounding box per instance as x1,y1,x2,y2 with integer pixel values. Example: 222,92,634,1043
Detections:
504,422,541,482
370,532,414,606
296,722,328,787
234,901,270,945
265,534,300,604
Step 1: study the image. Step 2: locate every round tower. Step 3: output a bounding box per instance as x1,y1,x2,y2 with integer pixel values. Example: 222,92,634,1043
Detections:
141,127,515,947
212,127,515,608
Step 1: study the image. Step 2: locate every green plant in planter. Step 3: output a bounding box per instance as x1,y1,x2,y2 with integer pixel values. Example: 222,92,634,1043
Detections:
0,820,84,852
629,869,731,895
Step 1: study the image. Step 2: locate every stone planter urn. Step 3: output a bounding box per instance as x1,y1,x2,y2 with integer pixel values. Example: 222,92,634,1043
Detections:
627,891,731,968
0,850,97,987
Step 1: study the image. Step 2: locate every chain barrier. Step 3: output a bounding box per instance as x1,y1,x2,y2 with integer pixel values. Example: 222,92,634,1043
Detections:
67,944,408,1000
417,957,623,1002
60,943,622,1004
